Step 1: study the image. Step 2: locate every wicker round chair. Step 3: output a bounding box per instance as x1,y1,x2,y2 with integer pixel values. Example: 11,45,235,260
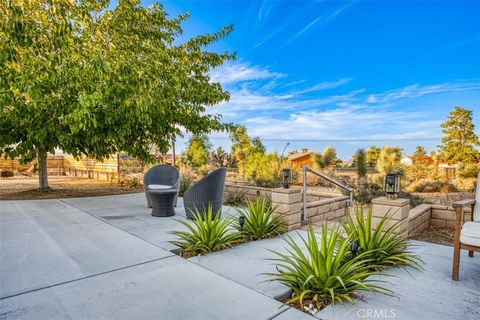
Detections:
143,165,180,208
183,167,227,220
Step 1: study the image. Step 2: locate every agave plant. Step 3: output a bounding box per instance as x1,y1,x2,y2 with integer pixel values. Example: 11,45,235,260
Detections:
268,224,392,310
170,205,240,257
234,197,286,241
341,207,422,270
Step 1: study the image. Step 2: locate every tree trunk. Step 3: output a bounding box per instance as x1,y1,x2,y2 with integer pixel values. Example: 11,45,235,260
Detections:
38,148,50,191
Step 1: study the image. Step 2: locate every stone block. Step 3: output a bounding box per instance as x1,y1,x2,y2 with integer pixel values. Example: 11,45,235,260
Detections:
431,209,454,221
430,218,446,228
372,204,409,220
271,190,302,204
372,197,410,207
274,202,303,215
287,222,302,231
329,201,341,211
445,220,456,229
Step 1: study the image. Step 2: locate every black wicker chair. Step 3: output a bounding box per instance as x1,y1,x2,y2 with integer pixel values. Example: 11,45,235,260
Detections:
144,165,180,208
183,167,227,220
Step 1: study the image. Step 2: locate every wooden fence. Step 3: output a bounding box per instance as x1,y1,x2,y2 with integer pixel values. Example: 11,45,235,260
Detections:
0,154,144,181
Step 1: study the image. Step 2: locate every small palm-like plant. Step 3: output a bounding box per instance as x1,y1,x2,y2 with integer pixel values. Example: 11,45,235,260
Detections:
342,207,422,270
171,206,240,257
234,197,286,241
268,224,392,311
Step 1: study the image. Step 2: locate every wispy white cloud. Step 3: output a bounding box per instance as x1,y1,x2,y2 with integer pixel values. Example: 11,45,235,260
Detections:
365,82,480,103
210,62,285,85
207,61,479,146
289,0,359,43
292,78,352,94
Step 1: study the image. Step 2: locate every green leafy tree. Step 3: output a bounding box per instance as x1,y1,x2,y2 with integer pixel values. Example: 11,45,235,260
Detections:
439,106,480,164
0,1,234,191
356,148,367,182
376,146,402,175
251,137,266,154
366,146,381,168
186,135,211,168
313,146,337,171
230,126,265,177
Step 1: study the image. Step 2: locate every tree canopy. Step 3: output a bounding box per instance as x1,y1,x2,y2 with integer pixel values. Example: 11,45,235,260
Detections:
376,146,402,175
313,146,337,171
0,0,234,190
356,148,367,180
186,135,211,168
439,106,479,164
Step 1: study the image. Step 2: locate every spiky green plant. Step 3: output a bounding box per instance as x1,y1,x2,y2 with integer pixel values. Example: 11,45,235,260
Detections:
268,224,392,310
341,207,422,270
233,197,286,241
170,206,240,257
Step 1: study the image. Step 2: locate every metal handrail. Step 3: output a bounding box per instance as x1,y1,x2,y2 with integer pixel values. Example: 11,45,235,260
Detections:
302,165,354,220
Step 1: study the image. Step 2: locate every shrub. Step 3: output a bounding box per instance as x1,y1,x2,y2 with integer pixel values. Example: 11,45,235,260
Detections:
170,206,240,257
179,175,194,196
454,177,477,191
244,152,298,188
234,197,286,241
341,207,422,270
405,179,458,193
268,225,392,313
354,183,424,207
224,189,248,206
458,163,480,179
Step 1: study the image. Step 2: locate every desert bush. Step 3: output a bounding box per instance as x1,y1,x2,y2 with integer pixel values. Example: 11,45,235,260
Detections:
405,179,458,193
341,207,422,270
243,152,299,187
233,197,286,240
179,175,194,196
268,225,392,313
354,183,423,207
453,177,477,191
170,206,240,257
458,163,480,179
224,189,248,206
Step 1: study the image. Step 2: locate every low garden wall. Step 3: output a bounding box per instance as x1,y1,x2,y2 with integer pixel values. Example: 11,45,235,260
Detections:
305,195,349,224
224,181,272,201
412,192,474,206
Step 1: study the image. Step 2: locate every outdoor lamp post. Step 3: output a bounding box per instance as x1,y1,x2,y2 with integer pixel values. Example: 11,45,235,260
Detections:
384,173,401,198
281,168,292,189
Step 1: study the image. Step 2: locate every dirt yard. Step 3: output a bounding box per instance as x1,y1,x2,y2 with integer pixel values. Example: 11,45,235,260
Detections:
411,225,455,246
0,176,141,200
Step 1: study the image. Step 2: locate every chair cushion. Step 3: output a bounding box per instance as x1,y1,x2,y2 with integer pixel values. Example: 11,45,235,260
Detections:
460,222,480,247
148,184,172,190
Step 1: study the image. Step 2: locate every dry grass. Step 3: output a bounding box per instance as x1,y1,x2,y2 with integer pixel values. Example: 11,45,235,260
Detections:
0,176,140,200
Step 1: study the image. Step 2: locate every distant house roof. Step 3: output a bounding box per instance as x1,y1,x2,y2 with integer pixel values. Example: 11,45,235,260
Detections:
288,151,312,161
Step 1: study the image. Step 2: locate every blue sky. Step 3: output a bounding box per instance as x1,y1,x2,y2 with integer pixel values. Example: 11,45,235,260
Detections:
142,0,480,159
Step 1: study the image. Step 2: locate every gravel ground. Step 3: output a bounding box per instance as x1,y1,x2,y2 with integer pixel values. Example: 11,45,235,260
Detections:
0,176,140,200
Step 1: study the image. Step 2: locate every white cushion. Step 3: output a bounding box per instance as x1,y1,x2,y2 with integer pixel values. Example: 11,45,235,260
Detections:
148,184,171,190
474,172,480,222
460,221,480,247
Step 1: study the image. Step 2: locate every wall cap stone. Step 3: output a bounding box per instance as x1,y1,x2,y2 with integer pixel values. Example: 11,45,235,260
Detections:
271,187,302,194
372,197,410,207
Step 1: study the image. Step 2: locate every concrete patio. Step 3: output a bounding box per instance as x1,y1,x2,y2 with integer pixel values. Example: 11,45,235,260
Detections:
1,193,479,319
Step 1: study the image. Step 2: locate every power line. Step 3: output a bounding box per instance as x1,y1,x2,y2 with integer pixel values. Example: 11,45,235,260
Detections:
206,136,442,143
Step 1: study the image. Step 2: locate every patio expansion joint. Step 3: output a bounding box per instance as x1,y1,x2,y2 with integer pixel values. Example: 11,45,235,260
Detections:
0,255,174,301
187,253,291,302
57,199,173,251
